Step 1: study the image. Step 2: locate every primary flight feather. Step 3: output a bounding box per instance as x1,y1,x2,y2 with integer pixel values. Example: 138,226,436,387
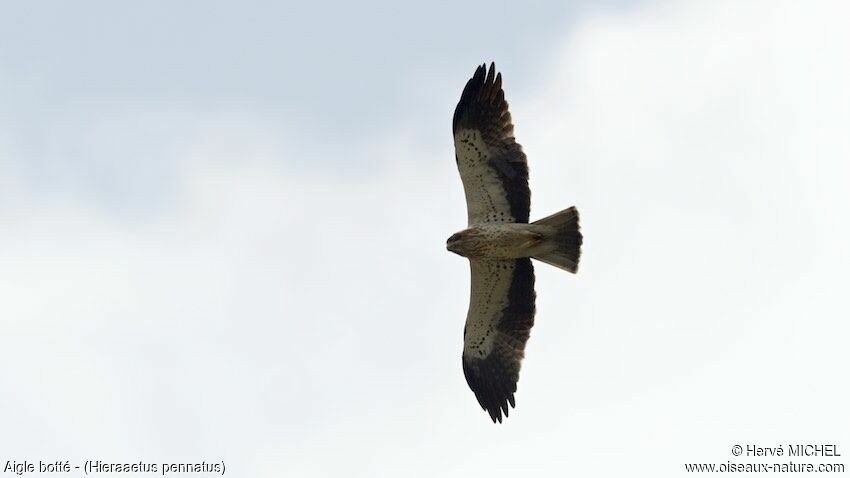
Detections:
448,63,583,423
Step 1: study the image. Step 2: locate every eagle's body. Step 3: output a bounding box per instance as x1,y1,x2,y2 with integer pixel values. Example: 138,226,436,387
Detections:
448,223,542,259
448,63,583,423
448,223,565,260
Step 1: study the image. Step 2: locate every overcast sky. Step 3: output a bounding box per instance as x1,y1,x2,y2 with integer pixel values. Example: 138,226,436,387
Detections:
1,1,848,477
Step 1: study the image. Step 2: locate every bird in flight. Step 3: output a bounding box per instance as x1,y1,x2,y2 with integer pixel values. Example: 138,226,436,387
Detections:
448,63,583,423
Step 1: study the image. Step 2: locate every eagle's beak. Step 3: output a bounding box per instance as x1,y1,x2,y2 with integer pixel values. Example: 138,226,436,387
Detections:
446,233,462,255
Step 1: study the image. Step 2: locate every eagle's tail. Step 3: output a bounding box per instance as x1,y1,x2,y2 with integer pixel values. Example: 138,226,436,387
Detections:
531,206,583,273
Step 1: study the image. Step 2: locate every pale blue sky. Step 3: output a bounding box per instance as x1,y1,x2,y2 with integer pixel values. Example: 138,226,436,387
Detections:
0,0,633,207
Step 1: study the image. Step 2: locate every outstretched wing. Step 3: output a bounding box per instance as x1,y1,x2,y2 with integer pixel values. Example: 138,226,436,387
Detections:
462,258,536,423
453,63,530,225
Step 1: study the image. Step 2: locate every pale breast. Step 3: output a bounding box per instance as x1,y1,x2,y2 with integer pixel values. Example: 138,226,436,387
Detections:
471,224,542,260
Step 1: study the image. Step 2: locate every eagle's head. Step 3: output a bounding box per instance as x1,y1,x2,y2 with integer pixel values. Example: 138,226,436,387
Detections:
446,228,485,257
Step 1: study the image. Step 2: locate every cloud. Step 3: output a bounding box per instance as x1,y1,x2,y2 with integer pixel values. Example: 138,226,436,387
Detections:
1,1,849,476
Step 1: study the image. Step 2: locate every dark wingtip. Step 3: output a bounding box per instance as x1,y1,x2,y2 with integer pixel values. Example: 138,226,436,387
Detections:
482,395,516,425
485,62,496,85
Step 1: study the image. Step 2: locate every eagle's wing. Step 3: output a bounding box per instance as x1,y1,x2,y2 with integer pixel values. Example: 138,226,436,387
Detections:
462,258,536,423
453,63,530,225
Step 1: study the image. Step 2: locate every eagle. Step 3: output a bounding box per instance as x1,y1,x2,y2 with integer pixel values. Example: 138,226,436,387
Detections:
447,63,583,423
